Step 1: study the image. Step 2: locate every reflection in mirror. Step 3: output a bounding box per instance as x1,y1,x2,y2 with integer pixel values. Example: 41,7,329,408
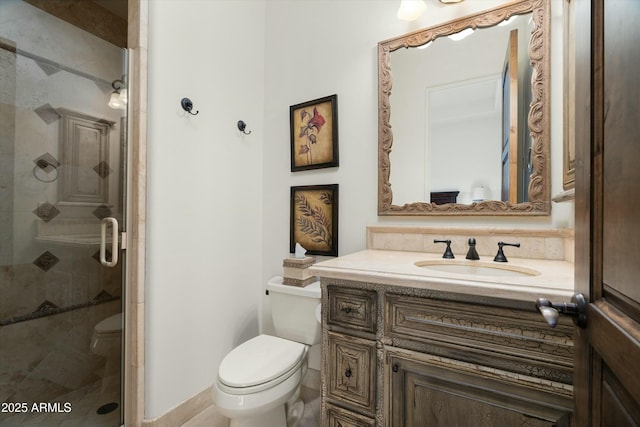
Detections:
378,0,550,216
390,16,532,205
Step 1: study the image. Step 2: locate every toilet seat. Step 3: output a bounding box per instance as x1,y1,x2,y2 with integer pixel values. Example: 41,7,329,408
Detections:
94,312,123,335
217,335,306,395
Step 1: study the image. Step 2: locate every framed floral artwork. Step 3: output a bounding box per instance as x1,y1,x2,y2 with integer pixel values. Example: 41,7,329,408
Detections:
290,184,339,257
290,94,339,171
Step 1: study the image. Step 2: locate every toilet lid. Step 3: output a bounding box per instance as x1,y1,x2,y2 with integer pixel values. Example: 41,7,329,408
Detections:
218,335,306,388
95,313,123,334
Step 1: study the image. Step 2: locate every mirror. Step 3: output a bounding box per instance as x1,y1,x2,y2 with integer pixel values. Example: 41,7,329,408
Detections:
378,0,550,215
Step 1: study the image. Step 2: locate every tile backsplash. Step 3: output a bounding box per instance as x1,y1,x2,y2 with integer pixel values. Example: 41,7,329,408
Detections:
367,226,574,262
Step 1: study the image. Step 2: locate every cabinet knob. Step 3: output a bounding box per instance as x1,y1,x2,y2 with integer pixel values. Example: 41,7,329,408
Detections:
392,364,399,373
344,368,352,378
344,307,352,314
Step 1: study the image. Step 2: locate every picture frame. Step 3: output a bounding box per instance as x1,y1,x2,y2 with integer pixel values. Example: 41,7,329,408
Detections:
290,94,339,172
290,184,339,257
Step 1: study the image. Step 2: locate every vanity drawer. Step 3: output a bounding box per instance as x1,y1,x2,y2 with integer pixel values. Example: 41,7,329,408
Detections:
325,403,375,427
327,331,377,414
385,293,574,382
327,286,377,333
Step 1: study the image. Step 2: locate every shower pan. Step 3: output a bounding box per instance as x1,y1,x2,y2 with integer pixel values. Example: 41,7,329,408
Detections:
0,1,128,426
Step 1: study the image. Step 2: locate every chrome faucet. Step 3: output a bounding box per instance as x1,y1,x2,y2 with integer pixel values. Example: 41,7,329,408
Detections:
465,238,479,260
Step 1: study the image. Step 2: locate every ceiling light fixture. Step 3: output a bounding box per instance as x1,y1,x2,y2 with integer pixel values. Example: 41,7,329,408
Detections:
397,0,426,21
108,79,127,110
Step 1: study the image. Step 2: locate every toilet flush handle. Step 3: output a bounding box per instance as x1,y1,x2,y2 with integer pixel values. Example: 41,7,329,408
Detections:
100,217,120,267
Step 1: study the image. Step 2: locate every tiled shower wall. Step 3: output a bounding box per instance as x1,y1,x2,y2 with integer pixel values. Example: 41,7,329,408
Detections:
0,0,125,409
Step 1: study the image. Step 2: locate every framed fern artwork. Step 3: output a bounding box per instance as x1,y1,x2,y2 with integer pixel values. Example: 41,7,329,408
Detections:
290,184,339,257
290,94,339,172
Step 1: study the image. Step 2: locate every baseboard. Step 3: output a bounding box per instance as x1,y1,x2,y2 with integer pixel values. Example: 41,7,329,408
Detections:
141,387,220,427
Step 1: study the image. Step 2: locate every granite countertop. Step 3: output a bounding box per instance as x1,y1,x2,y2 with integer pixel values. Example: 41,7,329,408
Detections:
309,249,574,302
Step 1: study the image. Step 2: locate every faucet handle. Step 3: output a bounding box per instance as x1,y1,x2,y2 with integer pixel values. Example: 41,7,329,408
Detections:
434,240,454,259
493,241,520,262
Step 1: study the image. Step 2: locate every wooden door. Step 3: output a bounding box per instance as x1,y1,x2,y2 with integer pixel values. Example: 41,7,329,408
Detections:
573,0,640,425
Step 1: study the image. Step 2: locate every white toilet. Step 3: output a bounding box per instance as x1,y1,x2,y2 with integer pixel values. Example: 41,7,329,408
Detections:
213,277,321,427
92,312,123,358
91,312,123,392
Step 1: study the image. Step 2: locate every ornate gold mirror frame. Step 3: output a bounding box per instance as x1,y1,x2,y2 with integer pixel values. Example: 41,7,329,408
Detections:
378,0,550,216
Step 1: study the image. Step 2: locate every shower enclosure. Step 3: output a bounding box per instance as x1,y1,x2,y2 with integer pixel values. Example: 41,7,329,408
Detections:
0,1,127,426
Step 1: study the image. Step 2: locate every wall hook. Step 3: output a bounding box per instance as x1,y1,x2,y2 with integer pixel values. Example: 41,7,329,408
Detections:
181,97,199,115
237,120,251,135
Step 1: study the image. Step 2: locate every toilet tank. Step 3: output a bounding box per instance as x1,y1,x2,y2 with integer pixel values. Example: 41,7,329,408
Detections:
267,276,321,345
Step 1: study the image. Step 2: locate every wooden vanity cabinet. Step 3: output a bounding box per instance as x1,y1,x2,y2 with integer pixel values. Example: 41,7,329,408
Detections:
387,351,570,427
323,284,379,426
320,279,574,427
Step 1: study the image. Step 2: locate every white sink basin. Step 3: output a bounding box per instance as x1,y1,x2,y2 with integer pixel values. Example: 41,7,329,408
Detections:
415,260,540,278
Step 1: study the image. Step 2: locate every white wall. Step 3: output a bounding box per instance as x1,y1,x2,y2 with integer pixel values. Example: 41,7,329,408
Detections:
146,0,265,419
261,0,572,329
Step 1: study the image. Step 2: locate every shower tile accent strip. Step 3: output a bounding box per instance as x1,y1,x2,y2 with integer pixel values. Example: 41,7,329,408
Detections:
33,103,62,124
0,41,113,90
33,250,60,271
0,294,120,326
92,204,112,219
93,161,112,178
33,202,61,222
34,152,61,170
34,58,62,76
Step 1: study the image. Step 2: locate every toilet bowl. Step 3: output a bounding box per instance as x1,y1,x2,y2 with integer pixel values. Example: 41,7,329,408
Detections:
213,278,321,427
92,312,123,358
214,335,307,426
91,312,122,392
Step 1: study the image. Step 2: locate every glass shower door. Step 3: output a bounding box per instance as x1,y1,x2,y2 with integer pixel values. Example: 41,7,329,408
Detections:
0,1,127,426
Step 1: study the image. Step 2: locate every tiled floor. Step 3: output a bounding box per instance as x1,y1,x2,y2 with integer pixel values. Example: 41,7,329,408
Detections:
0,375,121,427
181,369,321,427
297,384,321,427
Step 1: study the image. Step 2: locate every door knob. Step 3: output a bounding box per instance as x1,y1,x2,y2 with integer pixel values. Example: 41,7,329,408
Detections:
535,293,587,328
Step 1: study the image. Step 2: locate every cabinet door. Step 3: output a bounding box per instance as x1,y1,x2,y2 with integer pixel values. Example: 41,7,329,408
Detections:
387,352,571,427
327,331,377,414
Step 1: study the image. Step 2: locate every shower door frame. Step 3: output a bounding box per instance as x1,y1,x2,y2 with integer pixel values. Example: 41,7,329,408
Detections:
0,1,141,423
123,0,147,426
